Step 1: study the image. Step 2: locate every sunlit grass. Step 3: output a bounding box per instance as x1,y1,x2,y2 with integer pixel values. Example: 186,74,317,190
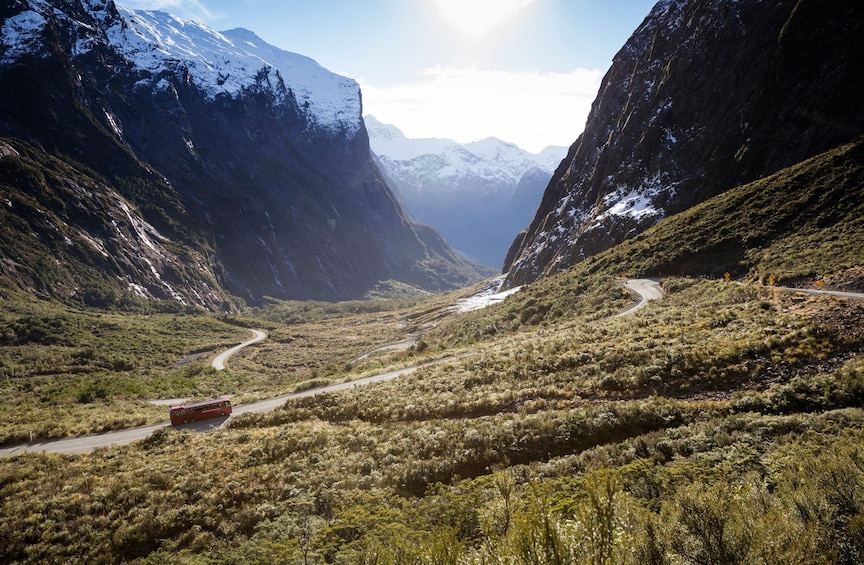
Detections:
1,273,863,563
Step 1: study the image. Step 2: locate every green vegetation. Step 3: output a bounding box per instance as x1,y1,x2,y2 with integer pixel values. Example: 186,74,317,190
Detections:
579,137,864,286
0,286,441,443
2,275,863,563
0,138,230,310
0,140,862,563
0,291,246,443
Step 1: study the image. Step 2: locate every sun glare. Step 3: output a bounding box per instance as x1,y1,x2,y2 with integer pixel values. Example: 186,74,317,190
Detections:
434,0,535,38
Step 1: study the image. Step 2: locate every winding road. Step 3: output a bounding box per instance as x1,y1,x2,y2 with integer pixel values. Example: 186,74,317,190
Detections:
211,328,268,370
775,285,864,302
0,332,453,457
616,278,665,316
17,277,853,457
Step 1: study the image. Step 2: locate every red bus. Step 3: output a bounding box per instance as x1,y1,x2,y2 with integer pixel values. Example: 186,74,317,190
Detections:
169,397,232,425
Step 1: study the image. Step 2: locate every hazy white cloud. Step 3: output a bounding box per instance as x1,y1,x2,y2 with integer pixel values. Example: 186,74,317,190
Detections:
360,66,603,153
117,0,219,22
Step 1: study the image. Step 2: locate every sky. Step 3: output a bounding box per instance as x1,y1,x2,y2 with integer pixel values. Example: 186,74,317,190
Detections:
117,0,659,153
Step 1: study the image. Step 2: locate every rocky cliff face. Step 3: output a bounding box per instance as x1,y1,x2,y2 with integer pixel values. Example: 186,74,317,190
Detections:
0,0,486,307
366,116,565,267
504,0,864,287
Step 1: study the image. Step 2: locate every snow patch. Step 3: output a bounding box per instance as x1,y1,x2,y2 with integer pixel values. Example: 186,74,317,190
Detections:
101,7,361,135
104,109,123,137
605,192,657,219
455,276,522,313
221,27,361,136
366,115,566,189
0,8,48,64
127,281,149,298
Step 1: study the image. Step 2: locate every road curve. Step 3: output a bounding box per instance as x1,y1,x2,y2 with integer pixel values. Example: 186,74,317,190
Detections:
0,356,457,457
2,278,668,458
616,278,665,317
211,329,267,370
231,356,459,417
349,339,418,364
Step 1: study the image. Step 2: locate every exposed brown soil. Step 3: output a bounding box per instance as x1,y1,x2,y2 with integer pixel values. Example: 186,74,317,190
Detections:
788,291,864,345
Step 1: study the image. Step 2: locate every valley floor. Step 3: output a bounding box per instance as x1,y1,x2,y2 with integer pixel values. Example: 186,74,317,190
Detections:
1,276,863,564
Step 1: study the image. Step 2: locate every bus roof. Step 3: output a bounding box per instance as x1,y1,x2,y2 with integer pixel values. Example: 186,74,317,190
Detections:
169,397,231,411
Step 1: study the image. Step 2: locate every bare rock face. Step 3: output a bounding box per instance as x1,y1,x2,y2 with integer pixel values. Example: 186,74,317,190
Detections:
0,0,487,307
504,0,864,287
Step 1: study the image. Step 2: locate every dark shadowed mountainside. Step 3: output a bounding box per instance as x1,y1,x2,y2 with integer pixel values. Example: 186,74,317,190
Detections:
504,0,864,287
582,136,864,290
0,0,488,308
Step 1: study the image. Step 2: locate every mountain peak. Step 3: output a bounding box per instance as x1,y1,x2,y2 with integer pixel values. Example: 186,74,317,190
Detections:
364,116,456,161
368,117,567,266
364,115,408,143
2,0,362,136
366,117,566,176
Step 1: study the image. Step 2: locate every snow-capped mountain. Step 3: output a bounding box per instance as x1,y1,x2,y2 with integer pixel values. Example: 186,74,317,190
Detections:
2,0,360,135
366,116,566,267
503,0,864,287
0,0,488,306
367,117,564,181
0,0,361,134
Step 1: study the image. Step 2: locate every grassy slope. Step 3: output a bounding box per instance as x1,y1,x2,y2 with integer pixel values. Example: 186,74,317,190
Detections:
0,287,250,443
0,141,863,563
0,138,228,309
0,287,438,444
580,136,864,287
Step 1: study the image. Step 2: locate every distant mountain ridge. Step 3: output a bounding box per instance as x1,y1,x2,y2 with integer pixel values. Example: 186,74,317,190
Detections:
366,116,566,267
0,0,488,307
504,0,864,287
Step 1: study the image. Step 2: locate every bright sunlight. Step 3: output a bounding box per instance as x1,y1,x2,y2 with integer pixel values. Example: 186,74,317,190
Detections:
433,0,536,37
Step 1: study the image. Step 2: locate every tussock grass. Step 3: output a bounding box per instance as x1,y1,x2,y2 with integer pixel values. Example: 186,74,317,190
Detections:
2,275,863,563
579,137,864,287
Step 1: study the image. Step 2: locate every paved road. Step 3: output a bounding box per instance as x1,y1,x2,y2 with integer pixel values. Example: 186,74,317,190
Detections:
0,355,455,457
616,278,665,316
775,286,864,302
1,279,667,458
231,357,456,416
211,328,267,370
5,279,859,458
614,279,864,317
349,339,418,363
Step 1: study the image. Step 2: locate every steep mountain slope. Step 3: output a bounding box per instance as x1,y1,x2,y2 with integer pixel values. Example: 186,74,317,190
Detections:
0,139,228,309
367,116,565,267
504,0,864,287
585,136,864,290
0,0,486,307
